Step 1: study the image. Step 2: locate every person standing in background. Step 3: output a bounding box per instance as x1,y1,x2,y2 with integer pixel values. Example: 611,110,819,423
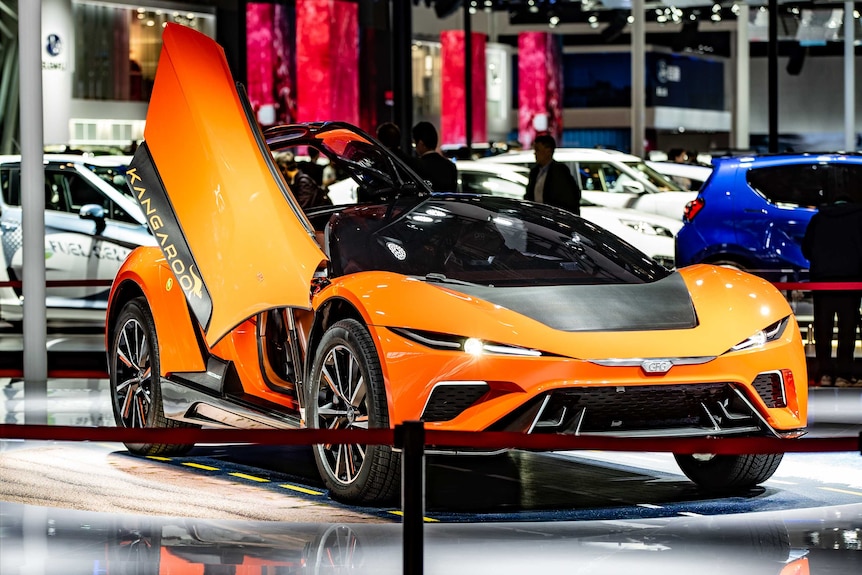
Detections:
376,121,412,165
526,133,580,215
411,121,458,192
276,151,331,210
802,195,862,387
297,146,325,187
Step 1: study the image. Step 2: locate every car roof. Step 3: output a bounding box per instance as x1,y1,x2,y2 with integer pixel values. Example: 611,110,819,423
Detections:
712,152,862,168
483,148,643,163
646,161,713,178
0,154,132,163
455,159,530,174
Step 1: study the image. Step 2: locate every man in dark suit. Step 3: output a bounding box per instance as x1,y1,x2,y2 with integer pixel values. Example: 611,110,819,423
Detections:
411,121,458,192
525,133,580,215
801,195,862,386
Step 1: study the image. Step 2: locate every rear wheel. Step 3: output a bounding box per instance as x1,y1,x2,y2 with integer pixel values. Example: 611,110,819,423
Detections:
674,452,784,490
307,319,400,504
110,297,196,456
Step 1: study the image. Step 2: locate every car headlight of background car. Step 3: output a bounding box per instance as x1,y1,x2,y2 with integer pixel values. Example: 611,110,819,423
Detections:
619,219,675,237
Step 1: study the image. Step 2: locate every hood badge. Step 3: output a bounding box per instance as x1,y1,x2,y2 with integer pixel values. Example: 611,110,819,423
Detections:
641,359,673,374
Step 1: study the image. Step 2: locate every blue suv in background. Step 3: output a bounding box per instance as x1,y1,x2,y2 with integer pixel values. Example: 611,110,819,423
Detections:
675,153,862,279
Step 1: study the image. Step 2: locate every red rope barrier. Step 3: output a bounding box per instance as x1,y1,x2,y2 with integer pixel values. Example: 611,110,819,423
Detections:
0,280,859,292
0,279,113,289
0,370,109,379
773,281,862,291
0,424,857,455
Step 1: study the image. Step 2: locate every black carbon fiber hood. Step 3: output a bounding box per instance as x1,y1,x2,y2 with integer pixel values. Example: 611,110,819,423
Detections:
441,272,696,332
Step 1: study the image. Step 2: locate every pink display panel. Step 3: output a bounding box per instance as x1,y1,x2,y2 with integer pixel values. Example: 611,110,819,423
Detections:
296,0,359,125
246,3,296,126
441,30,487,147
517,32,563,148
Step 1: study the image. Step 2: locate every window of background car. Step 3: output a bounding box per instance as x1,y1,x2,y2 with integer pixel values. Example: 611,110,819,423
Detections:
746,163,828,208
459,173,525,199
53,170,137,225
577,162,610,192
830,163,862,203
624,161,683,192
0,168,19,206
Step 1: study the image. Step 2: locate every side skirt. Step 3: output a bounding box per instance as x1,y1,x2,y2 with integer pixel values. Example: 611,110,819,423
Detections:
161,377,302,430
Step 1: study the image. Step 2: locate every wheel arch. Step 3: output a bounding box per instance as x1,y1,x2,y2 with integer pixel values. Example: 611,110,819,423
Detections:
306,296,395,415
307,297,367,372
109,272,207,375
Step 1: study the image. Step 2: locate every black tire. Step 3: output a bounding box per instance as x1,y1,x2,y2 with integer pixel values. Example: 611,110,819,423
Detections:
674,452,784,491
110,297,196,456
306,318,400,504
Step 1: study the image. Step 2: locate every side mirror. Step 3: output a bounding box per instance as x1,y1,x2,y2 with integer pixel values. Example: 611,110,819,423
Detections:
622,181,646,194
79,204,106,235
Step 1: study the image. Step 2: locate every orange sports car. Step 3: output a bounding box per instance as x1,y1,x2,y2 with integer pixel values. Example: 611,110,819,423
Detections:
106,24,807,504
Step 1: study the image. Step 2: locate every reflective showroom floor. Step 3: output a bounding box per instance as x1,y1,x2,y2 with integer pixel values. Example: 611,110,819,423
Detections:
0,329,860,574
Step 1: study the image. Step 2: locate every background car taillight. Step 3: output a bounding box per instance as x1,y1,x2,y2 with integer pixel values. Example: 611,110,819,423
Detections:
683,197,705,222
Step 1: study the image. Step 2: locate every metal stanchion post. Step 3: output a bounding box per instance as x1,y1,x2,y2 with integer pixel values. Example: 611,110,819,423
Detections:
395,420,425,575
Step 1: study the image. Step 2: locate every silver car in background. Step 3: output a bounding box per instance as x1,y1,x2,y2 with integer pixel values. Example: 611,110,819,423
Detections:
0,155,155,326
455,160,681,268
480,148,697,220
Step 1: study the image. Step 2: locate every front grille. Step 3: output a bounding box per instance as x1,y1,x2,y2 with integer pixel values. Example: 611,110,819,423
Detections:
491,383,762,435
421,383,489,422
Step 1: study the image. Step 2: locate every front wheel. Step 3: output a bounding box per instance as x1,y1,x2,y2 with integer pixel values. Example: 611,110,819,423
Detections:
110,297,196,456
674,452,784,491
306,319,400,504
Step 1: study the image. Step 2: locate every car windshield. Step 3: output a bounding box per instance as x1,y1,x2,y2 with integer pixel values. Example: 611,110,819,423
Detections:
332,194,669,286
85,162,134,199
623,160,684,192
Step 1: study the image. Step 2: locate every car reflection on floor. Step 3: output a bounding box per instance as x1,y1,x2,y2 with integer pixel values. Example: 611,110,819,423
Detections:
1,501,859,575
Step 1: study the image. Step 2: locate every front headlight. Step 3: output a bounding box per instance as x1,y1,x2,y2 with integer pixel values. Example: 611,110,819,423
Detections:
619,219,674,237
390,327,544,357
728,317,789,353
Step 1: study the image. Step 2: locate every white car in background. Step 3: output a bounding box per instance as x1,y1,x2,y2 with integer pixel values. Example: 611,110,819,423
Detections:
646,160,713,191
480,148,696,220
455,160,681,268
0,154,154,326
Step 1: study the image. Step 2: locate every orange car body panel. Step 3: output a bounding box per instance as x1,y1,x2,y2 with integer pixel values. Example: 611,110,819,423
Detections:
140,23,324,346
316,264,807,431
108,246,206,374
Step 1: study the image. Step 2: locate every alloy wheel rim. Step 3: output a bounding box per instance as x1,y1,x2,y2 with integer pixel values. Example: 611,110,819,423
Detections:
315,343,369,486
114,317,153,429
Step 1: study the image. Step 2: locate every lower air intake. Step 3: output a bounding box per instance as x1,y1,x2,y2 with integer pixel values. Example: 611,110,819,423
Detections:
421,382,489,422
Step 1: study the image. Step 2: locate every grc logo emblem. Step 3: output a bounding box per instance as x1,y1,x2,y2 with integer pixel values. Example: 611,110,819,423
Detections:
641,359,673,374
